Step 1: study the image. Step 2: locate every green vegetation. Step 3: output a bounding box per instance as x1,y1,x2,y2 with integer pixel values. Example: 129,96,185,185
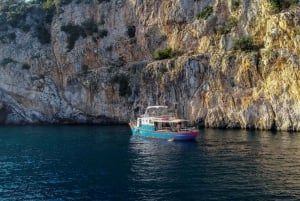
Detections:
0,0,113,37
37,0,73,26
216,26,230,35
197,6,213,20
81,19,98,35
233,36,254,51
99,14,106,25
268,0,298,12
216,26,226,35
98,29,108,38
1,57,16,66
22,63,31,70
36,25,51,44
81,64,88,73
153,47,183,60
74,0,110,4
0,1,55,44
216,17,238,35
0,32,16,43
0,0,120,47
0,0,73,28
61,19,108,51
0,0,33,28
228,16,239,28
41,0,73,12
97,0,111,3
61,23,85,51
160,34,168,42
111,74,131,97
105,45,113,52
21,24,31,32
231,0,240,11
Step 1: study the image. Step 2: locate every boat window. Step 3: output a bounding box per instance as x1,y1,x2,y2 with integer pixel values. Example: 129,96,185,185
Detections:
161,122,171,130
154,122,157,131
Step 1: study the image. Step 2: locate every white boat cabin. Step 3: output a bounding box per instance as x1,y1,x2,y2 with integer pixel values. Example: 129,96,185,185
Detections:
136,106,190,132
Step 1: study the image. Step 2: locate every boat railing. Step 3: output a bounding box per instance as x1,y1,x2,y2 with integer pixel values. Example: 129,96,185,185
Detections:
141,113,176,118
156,127,196,133
179,128,193,131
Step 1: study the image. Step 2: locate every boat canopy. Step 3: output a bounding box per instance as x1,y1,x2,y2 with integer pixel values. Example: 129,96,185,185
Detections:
143,106,171,117
152,118,188,123
146,106,168,109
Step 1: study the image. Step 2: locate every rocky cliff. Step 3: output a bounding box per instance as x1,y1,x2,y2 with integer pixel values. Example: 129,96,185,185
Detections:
0,0,300,130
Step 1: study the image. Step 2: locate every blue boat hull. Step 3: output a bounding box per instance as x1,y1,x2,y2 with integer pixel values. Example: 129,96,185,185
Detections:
131,127,198,141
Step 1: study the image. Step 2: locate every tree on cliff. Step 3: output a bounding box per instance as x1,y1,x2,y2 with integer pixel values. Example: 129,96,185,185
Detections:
31,0,72,11
268,0,299,12
0,0,31,27
0,0,53,43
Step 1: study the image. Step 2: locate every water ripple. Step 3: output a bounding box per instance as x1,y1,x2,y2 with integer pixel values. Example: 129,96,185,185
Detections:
0,127,300,200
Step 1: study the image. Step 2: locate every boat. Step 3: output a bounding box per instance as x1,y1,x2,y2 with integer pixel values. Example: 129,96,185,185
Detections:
129,106,199,141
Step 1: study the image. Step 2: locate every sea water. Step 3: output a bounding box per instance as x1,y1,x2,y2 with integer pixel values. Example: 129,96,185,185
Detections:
0,126,299,200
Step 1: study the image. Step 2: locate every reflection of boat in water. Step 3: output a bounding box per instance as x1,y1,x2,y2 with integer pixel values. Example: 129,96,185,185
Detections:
129,106,199,141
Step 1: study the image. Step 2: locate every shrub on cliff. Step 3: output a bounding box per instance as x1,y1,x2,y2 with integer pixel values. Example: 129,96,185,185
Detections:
1,57,16,66
228,16,239,28
153,47,172,60
231,0,240,11
61,19,109,51
22,63,31,70
81,19,98,35
0,32,16,43
216,16,239,35
61,23,85,51
268,0,299,12
42,0,73,12
111,74,131,97
0,0,33,28
36,24,51,44
97,0,111,3
233,36,254,51
98,29,108,38
153,47,183,60
197,6,213,20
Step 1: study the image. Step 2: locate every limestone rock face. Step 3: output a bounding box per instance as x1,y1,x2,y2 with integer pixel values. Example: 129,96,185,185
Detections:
0,0,300,130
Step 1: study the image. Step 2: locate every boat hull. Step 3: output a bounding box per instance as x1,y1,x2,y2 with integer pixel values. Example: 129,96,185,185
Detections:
131,127,198,141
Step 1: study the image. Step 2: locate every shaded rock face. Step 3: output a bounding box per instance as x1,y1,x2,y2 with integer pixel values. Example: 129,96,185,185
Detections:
0,0,300,130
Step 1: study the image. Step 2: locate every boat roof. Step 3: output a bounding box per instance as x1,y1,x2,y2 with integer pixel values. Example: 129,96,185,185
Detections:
153,118,188,123
141,105,176,118
146,106,168,110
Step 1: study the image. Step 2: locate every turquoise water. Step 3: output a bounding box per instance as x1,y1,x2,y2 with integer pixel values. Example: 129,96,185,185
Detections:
0,126,300,200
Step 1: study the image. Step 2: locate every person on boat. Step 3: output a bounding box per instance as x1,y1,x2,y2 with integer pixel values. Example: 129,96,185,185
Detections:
176,123,181,131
